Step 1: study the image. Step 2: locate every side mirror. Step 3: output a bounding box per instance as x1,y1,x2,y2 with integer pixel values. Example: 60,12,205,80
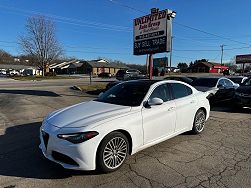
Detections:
148,97,164,106
98,92,103,98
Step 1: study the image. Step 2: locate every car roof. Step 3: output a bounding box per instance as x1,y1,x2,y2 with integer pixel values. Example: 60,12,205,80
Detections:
124,79,193,86
226,76,246,78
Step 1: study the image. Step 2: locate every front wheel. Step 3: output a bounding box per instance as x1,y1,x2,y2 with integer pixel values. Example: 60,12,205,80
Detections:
96,132,129,173
192,109,206,134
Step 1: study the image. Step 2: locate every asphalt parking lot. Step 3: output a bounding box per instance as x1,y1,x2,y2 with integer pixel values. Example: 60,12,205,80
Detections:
0,79,250,188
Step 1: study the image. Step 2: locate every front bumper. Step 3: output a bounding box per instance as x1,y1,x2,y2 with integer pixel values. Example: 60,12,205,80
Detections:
39,123,99,171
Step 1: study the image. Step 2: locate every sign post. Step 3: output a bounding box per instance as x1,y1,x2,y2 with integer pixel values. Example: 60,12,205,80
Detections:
149,54,153,80
133,8,175,79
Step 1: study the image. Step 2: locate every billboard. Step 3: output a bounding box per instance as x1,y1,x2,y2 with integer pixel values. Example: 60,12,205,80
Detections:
133,9,172,55
236,54,251,64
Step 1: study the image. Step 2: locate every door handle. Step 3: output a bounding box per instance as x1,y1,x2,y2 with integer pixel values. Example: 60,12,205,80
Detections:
190,100,196,104
168,107,175,111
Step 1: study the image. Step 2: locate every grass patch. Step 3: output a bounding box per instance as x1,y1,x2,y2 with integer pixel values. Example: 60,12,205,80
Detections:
13,76,79,81
78,84,106,91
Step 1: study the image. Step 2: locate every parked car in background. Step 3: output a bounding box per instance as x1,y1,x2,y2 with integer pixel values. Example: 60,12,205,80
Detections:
40,80,210,172
9,70,20,76
227,76,248,85
234,77,251,108
98,72,112,78
164,76,193,84
116,69,146,80
0,69,7,75
191,77,239,103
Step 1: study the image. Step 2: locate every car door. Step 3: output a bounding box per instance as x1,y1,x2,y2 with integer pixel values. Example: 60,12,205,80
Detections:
141,83,176,144
170,83,197,132
214,79,227,102
223,78,236,100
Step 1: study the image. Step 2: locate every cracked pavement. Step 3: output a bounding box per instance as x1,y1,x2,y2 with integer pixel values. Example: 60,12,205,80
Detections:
0,79,250,188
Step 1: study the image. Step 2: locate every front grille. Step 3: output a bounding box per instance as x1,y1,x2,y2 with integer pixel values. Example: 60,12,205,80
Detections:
42,131,49,149
52,151,79,166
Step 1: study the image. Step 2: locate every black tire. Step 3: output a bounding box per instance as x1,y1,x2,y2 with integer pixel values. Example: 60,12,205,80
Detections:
191,109,206,134
96,132,129,173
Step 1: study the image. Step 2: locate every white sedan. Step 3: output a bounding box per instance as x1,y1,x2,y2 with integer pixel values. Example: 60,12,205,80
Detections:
40,80,210,172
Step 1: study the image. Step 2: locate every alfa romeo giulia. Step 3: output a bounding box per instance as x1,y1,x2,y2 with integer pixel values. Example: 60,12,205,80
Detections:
40,80,210,172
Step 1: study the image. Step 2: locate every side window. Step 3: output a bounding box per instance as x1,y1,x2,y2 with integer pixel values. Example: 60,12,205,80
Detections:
171,83,192,99
244,79,251,86
224,79,233,86
218,79,225,86
149,84,171,102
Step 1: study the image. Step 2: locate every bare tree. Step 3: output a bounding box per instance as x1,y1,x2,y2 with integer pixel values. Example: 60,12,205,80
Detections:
19,15,63,76
0,49,14,63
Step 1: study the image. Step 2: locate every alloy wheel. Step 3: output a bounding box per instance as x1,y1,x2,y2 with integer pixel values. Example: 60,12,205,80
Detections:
103,137,128,169
195,111,206,132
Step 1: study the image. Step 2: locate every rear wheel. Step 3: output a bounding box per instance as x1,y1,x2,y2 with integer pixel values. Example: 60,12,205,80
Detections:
192,109,206,134
96,132,129,173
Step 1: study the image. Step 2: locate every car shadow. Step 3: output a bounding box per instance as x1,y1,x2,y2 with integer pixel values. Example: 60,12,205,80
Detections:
0,89,60,97
210,101,251,114
0,122,100,180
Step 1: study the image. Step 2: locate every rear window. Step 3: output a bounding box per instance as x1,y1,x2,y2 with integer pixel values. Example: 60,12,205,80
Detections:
192,78,218,87
171,83,192,99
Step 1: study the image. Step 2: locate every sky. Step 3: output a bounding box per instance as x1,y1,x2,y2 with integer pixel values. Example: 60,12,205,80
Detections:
0,0,251,66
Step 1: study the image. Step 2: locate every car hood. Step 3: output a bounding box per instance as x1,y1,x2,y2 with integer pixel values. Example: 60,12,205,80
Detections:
46,101,131,128
194,86,218,94
236,86,251,94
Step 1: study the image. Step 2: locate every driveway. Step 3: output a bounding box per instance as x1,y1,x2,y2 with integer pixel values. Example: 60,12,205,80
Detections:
0,80,250,188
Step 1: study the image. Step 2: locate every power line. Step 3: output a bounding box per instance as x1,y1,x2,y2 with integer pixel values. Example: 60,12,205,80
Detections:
173,22,251,46
173,49,219,52
109,0,147,14
173,46,251,52
65,44,130,50
108,0,251,46
0,4,132,32
173,36,220,47
0,40,16,44
66,49,129,55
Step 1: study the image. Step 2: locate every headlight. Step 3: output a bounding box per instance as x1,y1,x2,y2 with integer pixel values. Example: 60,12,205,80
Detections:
57,131,99,144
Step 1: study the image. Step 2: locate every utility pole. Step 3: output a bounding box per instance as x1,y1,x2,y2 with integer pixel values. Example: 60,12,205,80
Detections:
169,36,173,75
220,45,226,73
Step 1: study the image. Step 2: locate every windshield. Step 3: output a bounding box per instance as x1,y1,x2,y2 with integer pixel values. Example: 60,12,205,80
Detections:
95,81,153,106
192,78,218,87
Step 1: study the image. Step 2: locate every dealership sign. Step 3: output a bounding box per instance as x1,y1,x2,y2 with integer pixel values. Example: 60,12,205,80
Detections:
133,9,172,55
236,54,251,64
